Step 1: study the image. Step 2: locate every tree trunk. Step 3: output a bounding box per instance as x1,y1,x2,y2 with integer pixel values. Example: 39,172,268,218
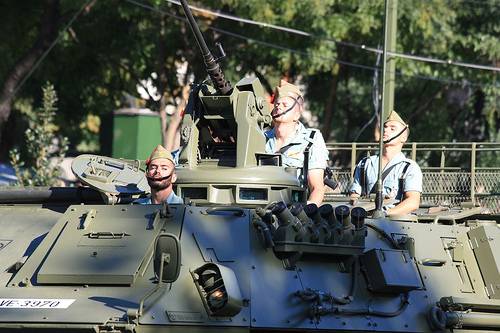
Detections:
159,105,168,148
321,64,342,141
0,0,59,129
156,12,169,148
343,69,353,142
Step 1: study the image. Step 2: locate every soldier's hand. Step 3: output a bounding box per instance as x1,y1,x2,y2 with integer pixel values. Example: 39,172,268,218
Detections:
372,209,387,219
349,193,360,206
181,84,191,100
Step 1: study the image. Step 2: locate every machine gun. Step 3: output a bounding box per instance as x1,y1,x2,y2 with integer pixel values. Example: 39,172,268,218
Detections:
177,0,270,169
180,0,232,95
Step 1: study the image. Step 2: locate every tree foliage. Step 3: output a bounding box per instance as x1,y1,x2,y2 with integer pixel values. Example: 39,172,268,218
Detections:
9,82,68,186
0,0,498,160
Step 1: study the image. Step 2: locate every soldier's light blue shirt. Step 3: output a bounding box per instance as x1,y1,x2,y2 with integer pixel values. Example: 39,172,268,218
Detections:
350,152,422,203
134,191,184,205
264,122,329,182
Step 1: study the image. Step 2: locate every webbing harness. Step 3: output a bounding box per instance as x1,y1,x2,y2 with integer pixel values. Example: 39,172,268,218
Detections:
278,130,316,189
356,157,411,197
303,130,316,189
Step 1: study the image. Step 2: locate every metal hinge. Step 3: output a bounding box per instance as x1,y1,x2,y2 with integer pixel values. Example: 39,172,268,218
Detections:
484,285,491,298
97,322,136,333
467,237,479,250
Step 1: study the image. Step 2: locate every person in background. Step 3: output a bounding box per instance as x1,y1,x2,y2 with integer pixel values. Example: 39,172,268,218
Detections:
349,111,422,215
264,80,329,206
165,85,190,154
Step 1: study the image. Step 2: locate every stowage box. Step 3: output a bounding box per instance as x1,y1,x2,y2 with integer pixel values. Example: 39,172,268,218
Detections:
361,248,423,293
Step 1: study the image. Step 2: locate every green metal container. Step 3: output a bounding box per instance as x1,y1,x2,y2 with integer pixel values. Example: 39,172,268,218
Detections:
112,108,162,160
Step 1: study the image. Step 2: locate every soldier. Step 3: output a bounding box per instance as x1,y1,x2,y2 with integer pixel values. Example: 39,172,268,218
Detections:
265,80,329,206
165,84,190,154
349,111,422,215
135,144,183,204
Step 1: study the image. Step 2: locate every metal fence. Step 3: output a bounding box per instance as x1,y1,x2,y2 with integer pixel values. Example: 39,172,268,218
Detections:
325,142,500,213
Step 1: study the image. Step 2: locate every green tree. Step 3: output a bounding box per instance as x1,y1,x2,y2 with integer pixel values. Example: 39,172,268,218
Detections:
9,82,68,186
0,0,498,161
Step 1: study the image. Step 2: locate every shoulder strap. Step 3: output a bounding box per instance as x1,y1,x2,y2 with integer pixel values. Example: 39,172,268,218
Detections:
400,161,411,179
397,161,411,193
277,129,316,155
302,129,317,193
303,130,316,182
278,143,298,155
305,129,316,153
356,157,368,195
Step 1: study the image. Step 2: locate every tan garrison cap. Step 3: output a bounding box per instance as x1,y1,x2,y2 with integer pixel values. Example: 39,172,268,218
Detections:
146,144,175,166
275,80,303,99
385,110,407,127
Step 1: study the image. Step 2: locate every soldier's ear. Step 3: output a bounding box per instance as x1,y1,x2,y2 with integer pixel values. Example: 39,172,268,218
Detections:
293,108,301,121
171,172,178,184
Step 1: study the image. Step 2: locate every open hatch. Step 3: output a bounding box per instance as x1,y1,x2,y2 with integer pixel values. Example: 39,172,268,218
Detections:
71,154,150,202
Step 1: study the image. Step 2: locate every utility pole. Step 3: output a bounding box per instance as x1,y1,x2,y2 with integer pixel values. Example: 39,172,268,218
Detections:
373,0,398,217
382,0,398,120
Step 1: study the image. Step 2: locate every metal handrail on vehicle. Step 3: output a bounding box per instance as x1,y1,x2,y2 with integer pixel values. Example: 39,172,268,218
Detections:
324,142,500,212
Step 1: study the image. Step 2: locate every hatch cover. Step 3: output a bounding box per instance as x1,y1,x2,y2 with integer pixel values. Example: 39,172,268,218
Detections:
71,154,150,195
37,205,164,285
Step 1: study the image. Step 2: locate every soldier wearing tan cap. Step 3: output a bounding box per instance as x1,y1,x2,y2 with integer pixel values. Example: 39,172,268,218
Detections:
135,145,183,204
264,80,329,206
349,111,422,215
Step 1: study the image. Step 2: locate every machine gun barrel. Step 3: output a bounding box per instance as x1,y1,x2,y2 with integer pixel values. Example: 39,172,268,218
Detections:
180,0,232,95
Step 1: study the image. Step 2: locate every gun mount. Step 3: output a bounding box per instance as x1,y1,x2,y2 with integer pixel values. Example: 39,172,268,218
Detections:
173,0,304,206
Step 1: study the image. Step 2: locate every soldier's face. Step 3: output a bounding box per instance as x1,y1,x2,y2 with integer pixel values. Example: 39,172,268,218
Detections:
146,158,176,190
383,120,407,145
272,95,302,123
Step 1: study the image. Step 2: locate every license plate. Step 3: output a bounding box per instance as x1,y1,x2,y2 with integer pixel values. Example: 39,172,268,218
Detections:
0,299,75,309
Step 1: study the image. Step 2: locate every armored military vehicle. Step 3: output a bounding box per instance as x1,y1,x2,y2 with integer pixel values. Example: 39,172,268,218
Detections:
0,1,499,332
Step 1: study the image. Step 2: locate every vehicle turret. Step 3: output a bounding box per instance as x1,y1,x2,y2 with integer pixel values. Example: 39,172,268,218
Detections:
170,0,306,207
